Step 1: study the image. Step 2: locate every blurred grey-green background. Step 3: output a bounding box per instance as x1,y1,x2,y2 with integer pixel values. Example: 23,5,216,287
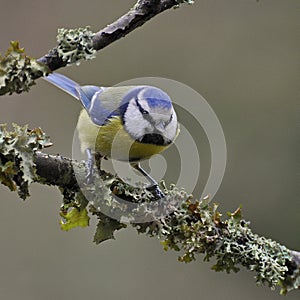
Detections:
0,1,299,299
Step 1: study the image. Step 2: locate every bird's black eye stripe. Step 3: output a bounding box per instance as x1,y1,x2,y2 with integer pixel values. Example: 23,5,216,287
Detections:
135,98,149,116
167,113,173,125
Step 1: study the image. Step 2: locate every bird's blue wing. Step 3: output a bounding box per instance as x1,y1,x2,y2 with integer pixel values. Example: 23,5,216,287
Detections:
78,85,104,110
43,73,103,110
87,89,120,126
86,86,140,126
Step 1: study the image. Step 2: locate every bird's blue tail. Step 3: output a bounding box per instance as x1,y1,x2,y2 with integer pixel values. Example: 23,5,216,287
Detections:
43,73,102,110
43,73,80,100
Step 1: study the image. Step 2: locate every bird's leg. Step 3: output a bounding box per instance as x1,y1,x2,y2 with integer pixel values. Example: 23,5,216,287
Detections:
131,162,165,198
85,150,104,184
85,148,94,184
95,152,104,176
131,162,157,186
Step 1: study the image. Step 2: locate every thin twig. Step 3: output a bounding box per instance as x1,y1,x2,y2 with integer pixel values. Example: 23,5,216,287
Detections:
37,0,189,71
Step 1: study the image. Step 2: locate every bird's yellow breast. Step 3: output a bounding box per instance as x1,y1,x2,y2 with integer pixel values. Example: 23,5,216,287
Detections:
77,109,170,161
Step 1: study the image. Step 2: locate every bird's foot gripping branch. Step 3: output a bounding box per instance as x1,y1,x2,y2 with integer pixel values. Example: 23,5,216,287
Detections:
0,123,299,294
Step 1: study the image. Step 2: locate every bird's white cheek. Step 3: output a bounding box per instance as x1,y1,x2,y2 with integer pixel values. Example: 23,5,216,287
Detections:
124,110,150,140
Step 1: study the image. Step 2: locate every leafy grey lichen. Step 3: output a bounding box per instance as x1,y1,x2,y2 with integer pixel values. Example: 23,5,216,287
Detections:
0,42,49,95
92,211,127,244
56,27,96,65
0,124,52,199
214,210,290,289
159,200,293,292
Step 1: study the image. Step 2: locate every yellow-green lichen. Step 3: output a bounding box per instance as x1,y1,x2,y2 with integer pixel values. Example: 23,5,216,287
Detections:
0,41,49,95
0,124,52,199
60,207,90,231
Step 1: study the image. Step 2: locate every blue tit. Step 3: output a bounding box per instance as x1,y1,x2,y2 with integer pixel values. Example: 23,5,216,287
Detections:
43,72,179,189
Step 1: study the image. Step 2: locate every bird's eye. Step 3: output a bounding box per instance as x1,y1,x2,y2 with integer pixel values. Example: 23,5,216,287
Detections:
135,98,149,115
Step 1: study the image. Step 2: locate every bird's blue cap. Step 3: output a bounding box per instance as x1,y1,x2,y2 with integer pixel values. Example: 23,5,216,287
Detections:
139,86,172,110
121,86,172,110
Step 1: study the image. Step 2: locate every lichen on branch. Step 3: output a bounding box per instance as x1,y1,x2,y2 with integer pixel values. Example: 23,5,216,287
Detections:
0,123,299,294
0,42,49,95
0,124,51,198
56,27,96,65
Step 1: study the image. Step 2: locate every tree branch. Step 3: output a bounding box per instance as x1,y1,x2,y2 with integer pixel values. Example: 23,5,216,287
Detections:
0,0,193,96
20,153,300,294
38,0,193,71
0,124,299,294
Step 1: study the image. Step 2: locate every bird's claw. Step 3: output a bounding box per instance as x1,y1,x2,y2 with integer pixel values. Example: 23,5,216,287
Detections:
146,184,165,199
